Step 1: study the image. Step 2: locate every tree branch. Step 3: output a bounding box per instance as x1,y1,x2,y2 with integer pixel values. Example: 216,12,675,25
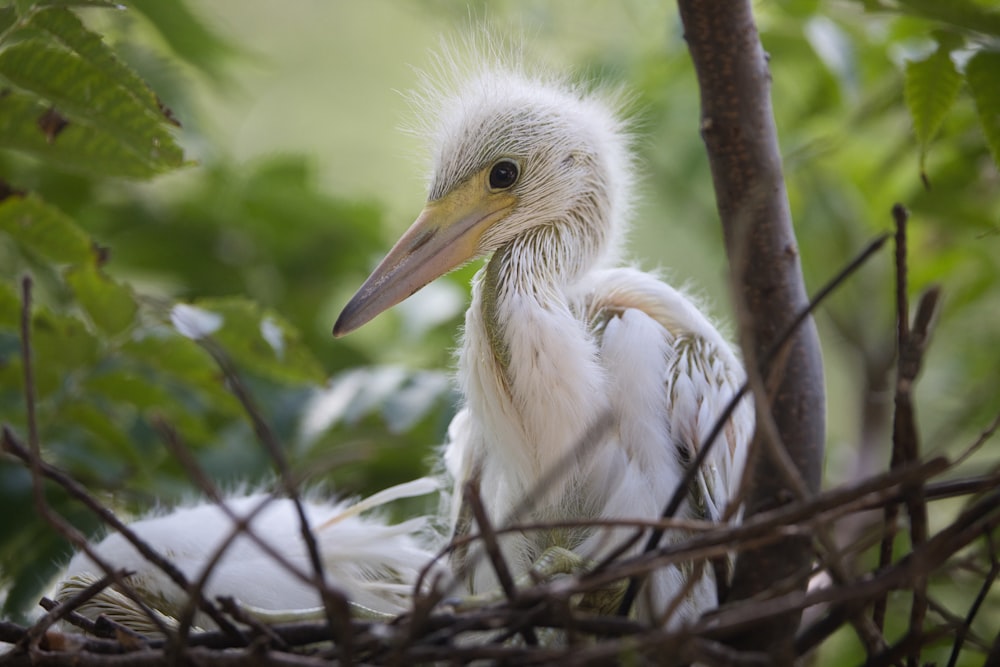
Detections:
676,0,827,655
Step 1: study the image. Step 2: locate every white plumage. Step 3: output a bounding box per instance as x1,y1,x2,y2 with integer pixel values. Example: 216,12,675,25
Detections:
52,479,442,634
51,41,752,635
335,47,753,623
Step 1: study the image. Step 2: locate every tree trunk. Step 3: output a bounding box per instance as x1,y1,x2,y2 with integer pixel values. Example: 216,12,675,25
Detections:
676,0,827,658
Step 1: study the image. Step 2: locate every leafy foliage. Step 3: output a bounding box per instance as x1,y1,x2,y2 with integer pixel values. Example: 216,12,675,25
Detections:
0,1,454,620
966,49,1000,166
0,2,996,664
0,5,184,177
854,0,1000,177
903,39,962,172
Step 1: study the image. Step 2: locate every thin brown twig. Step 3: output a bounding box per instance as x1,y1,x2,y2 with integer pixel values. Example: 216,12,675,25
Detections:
614,232,890,617
0,428,240,640
865,626,956,667
167,494,276,653
795,487,1000,657
38,596,151,645
873,205,938,666
735,318,888,660
953,406,1000,467
37,597,103,637
216,597,290,650
27,571,132,646
20,276,40,501
153,420,319,647
153,417,368,657
196,340,353,659
10,278,184,642
462,481,518,604
946,531,1000,667
414,411,615,602
460,480,539,646
745,354,888,656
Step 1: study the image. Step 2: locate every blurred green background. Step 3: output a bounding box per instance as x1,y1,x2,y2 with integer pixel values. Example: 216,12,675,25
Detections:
1,1,998,662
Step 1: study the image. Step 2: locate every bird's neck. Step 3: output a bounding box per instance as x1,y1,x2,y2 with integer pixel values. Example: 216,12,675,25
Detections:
481,226,579,371
462,222,613,491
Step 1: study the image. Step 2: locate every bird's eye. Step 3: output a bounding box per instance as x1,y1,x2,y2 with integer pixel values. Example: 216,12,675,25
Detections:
488,160,519,190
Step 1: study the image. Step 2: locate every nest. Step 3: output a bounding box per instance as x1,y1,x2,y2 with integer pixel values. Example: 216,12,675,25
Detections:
2,216,999,667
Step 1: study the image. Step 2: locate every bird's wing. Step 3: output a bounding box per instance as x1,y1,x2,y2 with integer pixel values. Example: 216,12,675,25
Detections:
577,267,753,522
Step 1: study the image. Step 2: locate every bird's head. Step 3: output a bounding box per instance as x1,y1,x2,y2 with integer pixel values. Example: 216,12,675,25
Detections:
334,61,632,337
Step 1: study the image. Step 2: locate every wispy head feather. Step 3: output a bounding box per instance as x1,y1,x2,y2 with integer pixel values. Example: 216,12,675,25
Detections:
403,28,636,266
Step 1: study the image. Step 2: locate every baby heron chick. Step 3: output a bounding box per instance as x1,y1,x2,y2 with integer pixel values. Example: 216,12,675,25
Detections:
335,47,753,623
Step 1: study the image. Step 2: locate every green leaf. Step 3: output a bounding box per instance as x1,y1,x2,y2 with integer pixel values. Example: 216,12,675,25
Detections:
0,40,183,171
174,298,326,384
29,310,100,397
83,368,175,411
966,50,1000,170
904,42,962,169
127,0,237,81
895,0,1000,37
0,194,92,263
123,332,221,388
0,90,168,177
60,402,137,463
0,6,17,34
28,8,167,121
81,366,222,445
0,282,18,328
66,263,137,335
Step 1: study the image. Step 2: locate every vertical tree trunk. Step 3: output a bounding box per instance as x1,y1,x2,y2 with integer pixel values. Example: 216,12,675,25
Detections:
676,0,827,658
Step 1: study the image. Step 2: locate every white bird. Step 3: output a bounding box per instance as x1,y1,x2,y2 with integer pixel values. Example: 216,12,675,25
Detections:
49,42,752,637
51,478,443,635
334,46,754,623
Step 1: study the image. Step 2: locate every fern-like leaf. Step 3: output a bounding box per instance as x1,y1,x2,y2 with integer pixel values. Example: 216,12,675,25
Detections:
966,50,1000,171
904,41,962,176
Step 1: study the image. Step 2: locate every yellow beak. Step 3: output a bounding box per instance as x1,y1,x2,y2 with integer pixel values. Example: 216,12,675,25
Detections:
333,173,516,337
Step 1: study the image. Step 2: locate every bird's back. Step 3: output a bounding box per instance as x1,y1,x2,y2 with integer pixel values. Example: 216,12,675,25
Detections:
445,265,752,623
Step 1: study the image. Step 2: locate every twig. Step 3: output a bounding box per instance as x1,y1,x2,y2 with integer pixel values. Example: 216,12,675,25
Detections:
864,626,956,667
796,487,1000,657
872,206,939,665
216,597,290,650
415,412,615,601
153,418,366,656
946,531,1000,667
154,420,303,648
463,481,518,604
38,597,104,637
197,340,353,659
462,480,539,646
9,278,184,642
0,428,240,640
953,406,1000,467
614,232,889,617
735,312,888,661
19,276,40,501
26,570,133,647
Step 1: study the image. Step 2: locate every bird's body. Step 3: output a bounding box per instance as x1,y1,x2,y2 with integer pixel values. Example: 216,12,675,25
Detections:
447,266,749,619
48,42,752,636
336,52,753,623
52,480,442,634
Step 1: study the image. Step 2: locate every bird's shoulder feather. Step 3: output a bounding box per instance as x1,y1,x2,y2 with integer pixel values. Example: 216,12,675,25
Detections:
575,267,753,513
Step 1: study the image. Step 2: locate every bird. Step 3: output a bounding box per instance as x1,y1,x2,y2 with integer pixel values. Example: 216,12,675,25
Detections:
50,478,443,635
334,42,754,624
48,39,752,637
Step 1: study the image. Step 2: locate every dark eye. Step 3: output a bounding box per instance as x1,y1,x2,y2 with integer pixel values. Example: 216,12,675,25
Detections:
488,159,519,190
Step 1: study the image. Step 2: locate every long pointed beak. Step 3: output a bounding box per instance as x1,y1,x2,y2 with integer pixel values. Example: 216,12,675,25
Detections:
333,178,515,337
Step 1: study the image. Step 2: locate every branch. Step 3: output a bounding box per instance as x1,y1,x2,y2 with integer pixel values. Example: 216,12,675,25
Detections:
676,0,827,654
